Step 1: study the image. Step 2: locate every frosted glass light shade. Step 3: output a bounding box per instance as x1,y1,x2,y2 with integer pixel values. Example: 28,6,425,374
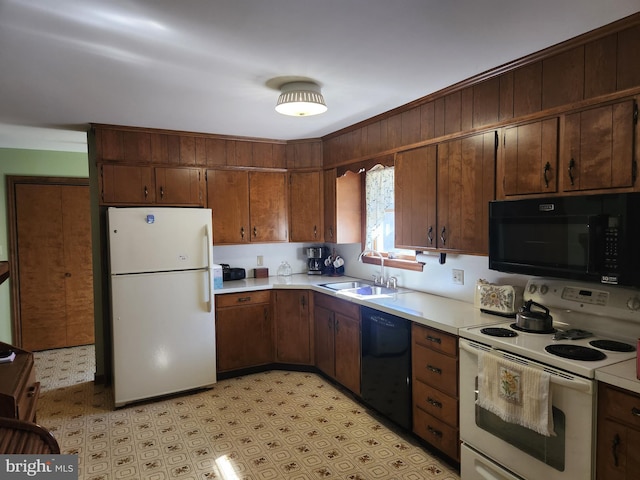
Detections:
275,81,327,116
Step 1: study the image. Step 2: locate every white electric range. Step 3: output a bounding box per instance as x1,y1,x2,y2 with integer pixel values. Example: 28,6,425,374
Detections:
460,278,640,378
458,278,640,480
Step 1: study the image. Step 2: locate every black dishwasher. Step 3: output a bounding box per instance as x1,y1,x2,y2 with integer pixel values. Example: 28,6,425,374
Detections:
360,306,411,430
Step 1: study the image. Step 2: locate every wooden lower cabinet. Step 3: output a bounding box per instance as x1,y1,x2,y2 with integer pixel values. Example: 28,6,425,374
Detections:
215,291,272,372
597,383,640,479
313,292,360,395
274,290,312,364
411,323,460,461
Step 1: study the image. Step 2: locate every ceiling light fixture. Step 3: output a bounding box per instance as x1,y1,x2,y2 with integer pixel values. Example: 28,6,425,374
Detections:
275,81,327,117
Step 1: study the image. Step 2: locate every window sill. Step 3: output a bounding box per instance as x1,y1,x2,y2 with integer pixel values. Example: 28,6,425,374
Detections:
361,256,424,272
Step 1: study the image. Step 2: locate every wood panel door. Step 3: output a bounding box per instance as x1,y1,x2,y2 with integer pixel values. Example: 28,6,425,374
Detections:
249,171,288,242
207,169,250,244
289,171,322,242
14,182,94,350
395,145,437,250
274,290,311,364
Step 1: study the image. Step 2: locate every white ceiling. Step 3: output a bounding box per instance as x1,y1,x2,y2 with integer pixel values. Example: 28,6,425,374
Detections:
1,0,639,152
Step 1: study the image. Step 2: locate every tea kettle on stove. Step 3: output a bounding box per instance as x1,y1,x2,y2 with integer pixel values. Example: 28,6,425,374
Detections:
515,300,553,332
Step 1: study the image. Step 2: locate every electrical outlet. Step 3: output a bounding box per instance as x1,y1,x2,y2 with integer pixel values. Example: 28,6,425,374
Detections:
257,255,263,266
452,269,464,285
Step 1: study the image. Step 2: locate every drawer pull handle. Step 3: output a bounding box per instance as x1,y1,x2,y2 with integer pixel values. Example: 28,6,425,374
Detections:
426,335,441,344
612,433,620,467
427,365,442,375
427,397,442,408
632,407,640,417
237,297,251,303
427,426,443,438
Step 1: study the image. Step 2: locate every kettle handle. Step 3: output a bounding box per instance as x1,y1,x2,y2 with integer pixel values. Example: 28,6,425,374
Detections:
524,300,550,315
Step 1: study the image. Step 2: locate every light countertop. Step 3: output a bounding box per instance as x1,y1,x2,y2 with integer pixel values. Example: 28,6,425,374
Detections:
214,274,505,335
595,359,640,395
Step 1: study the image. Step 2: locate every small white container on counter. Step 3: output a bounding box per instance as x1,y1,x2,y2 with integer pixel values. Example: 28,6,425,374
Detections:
211,264,223,289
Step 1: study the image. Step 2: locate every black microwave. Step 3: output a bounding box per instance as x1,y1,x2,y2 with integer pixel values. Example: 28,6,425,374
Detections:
488,193,640,286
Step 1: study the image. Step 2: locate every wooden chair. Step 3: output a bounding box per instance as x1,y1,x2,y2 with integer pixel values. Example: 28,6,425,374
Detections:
0,416,60,454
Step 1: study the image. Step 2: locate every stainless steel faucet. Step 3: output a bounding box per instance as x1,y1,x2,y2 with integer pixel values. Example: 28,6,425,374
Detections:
358,248,385,285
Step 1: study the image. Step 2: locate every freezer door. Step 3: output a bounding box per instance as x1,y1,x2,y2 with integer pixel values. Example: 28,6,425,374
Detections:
108,207,212,274
111,270,216,406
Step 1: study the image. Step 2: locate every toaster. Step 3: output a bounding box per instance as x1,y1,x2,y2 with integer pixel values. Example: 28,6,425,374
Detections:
474,280,524,317
220,264,246,281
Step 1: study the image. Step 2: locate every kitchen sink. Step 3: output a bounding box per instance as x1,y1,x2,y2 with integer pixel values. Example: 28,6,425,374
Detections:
321,280,409,298
321,280,375,290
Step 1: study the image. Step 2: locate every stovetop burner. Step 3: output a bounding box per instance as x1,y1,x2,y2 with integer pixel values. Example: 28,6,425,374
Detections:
509,323,556,334
589,339,636,352
480,327,518,338
545,344,607,361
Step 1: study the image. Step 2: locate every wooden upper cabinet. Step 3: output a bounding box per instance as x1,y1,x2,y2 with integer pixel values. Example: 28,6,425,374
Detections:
395,145,437,250
396,133,495,254
155,167,203,205
501,117,559,197
437,131,496,254
207,169,250,244
289,171,322,242
249,171,288,242
323,169,361,244
101,164,155,204
562,99,636,192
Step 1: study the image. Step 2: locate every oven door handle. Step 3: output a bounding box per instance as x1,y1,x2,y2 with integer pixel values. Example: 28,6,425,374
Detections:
460,339,594,394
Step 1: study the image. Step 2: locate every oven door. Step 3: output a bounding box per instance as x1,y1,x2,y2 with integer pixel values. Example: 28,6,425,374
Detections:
459,339,595,480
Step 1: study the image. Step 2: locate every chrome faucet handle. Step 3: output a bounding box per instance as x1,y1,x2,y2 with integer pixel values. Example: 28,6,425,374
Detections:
387,276,398,289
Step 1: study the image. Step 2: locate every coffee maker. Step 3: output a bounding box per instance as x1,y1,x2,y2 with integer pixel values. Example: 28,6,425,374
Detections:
306,246,325,275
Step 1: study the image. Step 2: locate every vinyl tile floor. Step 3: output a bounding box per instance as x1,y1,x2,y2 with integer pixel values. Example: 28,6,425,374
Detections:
34,345,460,480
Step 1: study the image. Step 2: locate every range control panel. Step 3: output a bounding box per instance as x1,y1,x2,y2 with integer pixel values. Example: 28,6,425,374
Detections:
526,278,640,321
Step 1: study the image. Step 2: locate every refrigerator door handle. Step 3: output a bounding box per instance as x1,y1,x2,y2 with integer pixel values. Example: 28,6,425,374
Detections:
205,224,214,312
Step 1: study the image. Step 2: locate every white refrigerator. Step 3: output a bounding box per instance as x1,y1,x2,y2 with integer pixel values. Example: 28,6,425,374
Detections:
107,207,216,407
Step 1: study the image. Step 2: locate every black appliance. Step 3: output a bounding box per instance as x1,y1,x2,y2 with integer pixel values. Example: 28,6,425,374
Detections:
489,192,640,286
360,306,411,430
220,264,246,281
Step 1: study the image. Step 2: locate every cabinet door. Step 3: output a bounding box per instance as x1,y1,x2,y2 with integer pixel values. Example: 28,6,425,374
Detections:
101,164,154,204
249,171,288,242
289,171,322,242
334,312,360,395
323,169,337,242
563,99,635,192
437,132,496,254
395,145,437,250
215,303,272,372
274,290,311,364
155,167,203,205
207,170,250,244
502,118,558,196
313,305,335,377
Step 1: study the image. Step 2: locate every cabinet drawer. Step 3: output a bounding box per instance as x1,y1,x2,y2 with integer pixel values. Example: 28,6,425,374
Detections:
414,408,459,461
313,292,359,319
412,323,457,356
216,290,271,308
600,384,640,430
413,344,458,396
413,380,458,427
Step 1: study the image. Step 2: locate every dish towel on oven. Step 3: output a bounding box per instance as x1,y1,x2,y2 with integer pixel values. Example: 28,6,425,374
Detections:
476,350,555,436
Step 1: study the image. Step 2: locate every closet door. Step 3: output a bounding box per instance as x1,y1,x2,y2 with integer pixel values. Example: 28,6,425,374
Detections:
16,183,94,350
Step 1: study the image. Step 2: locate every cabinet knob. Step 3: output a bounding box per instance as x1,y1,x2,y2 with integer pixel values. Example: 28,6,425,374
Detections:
241,226,245,239
427,226,433,245
253,226,257,237
440,226,446,245
160,186,165,198
427,364,442,375
427,426,443,438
